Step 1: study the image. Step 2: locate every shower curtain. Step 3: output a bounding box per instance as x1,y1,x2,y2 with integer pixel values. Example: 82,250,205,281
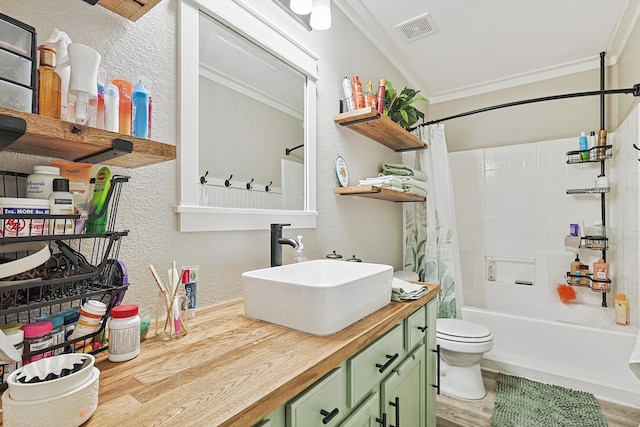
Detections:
403,124,462,318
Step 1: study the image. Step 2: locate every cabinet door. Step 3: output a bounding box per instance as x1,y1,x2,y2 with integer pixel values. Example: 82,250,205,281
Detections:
340,391,380,427
406,305,427,351
425,299,437,427
287,367,346,427
349,324,405,406
381,344,426,427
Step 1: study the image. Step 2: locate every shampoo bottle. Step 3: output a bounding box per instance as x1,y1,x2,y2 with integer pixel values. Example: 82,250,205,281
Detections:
37,45,62,118
615,294,629,325
131,77,150,138
569,255,583,286
579,132,588,161
352,74,364,110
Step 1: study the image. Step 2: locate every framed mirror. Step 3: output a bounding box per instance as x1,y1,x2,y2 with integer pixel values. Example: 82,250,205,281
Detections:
176,0,318,231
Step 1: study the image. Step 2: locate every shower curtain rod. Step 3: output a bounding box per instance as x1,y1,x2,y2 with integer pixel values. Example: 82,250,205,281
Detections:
411,83,640,129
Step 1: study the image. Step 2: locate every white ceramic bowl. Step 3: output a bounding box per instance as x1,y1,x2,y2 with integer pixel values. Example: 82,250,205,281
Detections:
7,353,95,401
2,367,100,427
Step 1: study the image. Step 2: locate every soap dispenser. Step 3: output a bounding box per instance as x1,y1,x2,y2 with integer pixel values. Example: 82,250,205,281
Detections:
293,235,307,263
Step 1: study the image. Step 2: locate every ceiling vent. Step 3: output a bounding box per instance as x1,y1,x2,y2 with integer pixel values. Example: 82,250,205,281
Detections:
395,13,439,42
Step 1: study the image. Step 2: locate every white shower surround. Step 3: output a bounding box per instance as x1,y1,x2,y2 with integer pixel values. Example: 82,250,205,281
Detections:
450,104,640,407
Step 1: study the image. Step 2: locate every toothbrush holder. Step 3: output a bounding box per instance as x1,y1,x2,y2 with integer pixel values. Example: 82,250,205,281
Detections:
154,290,188,340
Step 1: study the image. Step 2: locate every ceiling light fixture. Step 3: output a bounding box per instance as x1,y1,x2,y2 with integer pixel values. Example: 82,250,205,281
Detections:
310,0,331,31
290,0,313,15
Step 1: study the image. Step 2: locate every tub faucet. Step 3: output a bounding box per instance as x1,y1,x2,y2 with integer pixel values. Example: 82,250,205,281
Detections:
271,223,299,267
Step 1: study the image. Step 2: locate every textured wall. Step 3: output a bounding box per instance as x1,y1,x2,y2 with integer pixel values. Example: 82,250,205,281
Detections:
0,0,409,315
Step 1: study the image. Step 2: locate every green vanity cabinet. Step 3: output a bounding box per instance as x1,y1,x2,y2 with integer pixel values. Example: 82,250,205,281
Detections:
253,298,438,427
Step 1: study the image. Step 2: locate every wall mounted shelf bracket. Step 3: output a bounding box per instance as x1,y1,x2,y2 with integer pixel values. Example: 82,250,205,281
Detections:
75,138,133,163
0,114,26,153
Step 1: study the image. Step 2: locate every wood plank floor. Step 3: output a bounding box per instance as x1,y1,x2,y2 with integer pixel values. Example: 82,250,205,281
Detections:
436,370,640,427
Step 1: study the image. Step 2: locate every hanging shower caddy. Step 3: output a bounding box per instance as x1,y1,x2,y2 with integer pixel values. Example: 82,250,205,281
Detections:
0,170,130,364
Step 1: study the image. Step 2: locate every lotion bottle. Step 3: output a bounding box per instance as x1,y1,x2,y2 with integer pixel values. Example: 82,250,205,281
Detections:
49,178,74,235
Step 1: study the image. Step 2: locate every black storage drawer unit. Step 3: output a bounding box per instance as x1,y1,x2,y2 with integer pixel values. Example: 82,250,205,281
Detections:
0,12,37,113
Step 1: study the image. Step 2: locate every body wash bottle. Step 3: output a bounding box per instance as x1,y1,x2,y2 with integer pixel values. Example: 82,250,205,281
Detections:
131,77,150,138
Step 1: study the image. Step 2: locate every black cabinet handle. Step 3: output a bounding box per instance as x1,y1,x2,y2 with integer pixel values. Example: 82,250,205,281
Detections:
375,413,387,427
376,353,399,373
320,407,339,424
417,325,427,333
389,396,400,427
432,344,441,395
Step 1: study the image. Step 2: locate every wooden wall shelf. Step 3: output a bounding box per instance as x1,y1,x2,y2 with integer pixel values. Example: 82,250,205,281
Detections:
334,185,425,202
0,107,175,168
85,0,162,21
333,107,426,152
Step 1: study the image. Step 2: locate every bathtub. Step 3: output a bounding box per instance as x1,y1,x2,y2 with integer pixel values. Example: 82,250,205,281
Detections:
462,304,640,408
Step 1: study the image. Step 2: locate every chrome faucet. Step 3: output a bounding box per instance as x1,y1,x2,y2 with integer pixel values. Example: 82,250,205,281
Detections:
271,223,299,267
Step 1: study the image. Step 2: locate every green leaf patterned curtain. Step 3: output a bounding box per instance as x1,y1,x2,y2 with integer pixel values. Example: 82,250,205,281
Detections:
403,125,462,318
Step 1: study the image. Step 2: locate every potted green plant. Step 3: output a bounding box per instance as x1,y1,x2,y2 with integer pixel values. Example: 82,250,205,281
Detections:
384,81,428,129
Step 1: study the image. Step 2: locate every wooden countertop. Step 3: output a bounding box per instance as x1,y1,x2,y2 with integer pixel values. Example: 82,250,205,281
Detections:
86,284,440,426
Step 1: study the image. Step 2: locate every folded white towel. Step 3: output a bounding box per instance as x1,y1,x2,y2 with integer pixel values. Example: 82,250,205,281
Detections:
391,277,428,301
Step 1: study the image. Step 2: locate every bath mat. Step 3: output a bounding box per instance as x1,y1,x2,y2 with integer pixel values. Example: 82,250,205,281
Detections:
490,373,607,427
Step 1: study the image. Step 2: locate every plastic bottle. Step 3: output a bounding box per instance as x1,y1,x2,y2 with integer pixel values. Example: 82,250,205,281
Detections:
293,235,307,263
131,77,150,138
104,79,120,132
579,132,588,161
365,81,377,110
23,321,53,364
352,74,365,110
112,78,133,135
592,257,609,290
615,294,629,325
49,178,75,235
589,131,596,160
376,79,386,113
96,68,105,129
37,45,62,118
108,304,141,362
44,29,72,121
597,129,607,158
569,255,583,286
26,165,62,199
68,300,107,342
342,77,355,112
85,166,111,233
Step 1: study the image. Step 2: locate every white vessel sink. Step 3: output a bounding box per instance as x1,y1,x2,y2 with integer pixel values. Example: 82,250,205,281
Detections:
241,259,393,335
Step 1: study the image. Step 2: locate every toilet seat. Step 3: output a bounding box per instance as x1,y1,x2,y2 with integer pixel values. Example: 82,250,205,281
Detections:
436,319,493,343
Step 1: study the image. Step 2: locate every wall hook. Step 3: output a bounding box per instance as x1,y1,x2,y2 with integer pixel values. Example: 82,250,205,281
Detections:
200,171,209,185
265,181,273,192
225,174,233,187
634,143,640,151
246,178,254,190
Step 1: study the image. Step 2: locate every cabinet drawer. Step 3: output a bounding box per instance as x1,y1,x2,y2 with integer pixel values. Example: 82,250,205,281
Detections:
348,324,404,406
406,305,427,351
287,367,346,427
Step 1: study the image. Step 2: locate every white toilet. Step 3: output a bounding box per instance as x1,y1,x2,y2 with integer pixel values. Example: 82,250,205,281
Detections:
436,318,493,400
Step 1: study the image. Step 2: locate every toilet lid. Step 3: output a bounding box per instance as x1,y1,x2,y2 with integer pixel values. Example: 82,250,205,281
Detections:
436,319,492,343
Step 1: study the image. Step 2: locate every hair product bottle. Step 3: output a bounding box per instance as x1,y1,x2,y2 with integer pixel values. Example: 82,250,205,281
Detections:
342,77,355,112
376,79,386,113
365,81,377,110
112,78,133,135
131,77,150,138
579,132,588,161
352,74,364,110
37,45,62,118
